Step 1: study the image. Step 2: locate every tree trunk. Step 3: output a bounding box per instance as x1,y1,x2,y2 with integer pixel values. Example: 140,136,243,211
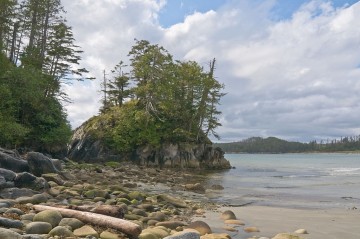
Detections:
28,0,39,49
33,205,142,237
9,22,19,62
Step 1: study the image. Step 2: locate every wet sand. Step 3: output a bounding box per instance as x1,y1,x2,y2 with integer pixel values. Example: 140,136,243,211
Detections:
200,205,360,239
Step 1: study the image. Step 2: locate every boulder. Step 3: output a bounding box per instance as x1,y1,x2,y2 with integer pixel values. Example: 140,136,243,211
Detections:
164,231,200,239
294,229,308,234
221,210,237,220
0,151,29,172
26,152,60,176
184,183,206,193
158,194,187,208
33,210,62,227
49,226,74,237
0,216,24,228
100,230,122,239
272,233,303,239
41,173,65,185
15,194,48,204
155,221,187,230
14,172,49,191
0,168,16,181
244,227,260,233
0,227,23,239
59,218,85,230
200,233,231,239
187,221,212,235
224,219,244,225
142,227,171,238
25,221,53,234
0,187,37,199
73,225,99,237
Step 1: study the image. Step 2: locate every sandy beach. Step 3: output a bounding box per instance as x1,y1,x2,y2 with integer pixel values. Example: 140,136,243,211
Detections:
200,205,360,239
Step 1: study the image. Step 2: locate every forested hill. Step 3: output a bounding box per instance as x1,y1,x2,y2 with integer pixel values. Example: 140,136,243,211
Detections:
0,0,88,154
215,136,360,153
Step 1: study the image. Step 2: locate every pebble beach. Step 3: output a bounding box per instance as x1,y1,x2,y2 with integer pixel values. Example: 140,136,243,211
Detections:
1,160,359,239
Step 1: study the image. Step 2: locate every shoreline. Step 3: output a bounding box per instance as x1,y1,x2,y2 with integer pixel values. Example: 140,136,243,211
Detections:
199,205,360,239
224,151,360,154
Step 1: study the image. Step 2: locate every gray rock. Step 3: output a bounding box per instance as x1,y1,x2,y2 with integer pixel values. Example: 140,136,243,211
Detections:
50,159,63,171
0,216,24,228
0,227,23,239
0,199,14,207
0,187,37,199
272,233,302,239
0,151,29,172
184,183,206,193
0,202,9,208
26,152,60,176
211,184,224,190
33,209,62,227
25,221,52,234
48,226,74,237
158,194,187,208
73,225,99,237
41,173,64,185
59,217,84,230
14,172,49,191
164,231,200,239
21,213,36,221
15,194,48,204
0,177,14,189
5,207,24,215
0,168,16,181
22,235,47,239
155,221,187,229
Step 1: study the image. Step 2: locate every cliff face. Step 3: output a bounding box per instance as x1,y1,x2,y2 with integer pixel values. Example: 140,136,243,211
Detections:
67,122,231,170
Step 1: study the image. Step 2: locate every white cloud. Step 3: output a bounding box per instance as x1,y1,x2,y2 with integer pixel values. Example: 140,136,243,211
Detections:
62,0,360,142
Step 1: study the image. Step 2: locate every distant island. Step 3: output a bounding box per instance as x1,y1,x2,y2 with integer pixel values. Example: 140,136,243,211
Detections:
214,136,360,153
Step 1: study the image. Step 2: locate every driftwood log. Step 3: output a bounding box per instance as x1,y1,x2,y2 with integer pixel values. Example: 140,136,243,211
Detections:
68,204,125,218
33,205,141,237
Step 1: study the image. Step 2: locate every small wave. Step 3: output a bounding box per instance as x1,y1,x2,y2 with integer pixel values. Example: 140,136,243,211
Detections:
264,186,298,189
272,174,319,178
248,168,278,173
327,168,360,176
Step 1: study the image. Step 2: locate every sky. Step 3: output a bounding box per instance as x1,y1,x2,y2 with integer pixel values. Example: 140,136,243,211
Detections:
61,0,360,143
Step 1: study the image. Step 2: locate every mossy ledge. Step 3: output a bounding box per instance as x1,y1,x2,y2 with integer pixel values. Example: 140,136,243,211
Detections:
67,111,231,170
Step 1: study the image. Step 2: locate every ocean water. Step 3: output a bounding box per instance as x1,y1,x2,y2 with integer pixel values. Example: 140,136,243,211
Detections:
205,153,360,209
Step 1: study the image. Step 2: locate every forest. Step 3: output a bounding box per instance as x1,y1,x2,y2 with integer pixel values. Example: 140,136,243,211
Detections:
215,136,360,153
0,0,89,153
0,0,225,154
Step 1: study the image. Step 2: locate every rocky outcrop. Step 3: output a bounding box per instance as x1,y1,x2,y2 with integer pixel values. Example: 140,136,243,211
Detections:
67,122,117,162
135,143,231,169
67,124,231,169
0,147,61,198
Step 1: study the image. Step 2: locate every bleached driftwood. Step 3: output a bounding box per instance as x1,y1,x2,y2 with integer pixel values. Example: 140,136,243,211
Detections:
33,205,141,237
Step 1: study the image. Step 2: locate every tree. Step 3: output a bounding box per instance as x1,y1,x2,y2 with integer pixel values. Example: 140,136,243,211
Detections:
108,61,131,107
128,39,173,119
0,0,17,51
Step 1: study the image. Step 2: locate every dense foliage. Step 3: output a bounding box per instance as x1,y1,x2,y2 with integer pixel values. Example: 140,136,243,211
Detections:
215,136,360,153
95,40,225,152
0,0,86,153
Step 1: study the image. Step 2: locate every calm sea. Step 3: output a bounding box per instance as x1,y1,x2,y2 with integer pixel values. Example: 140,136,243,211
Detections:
205,153,360,209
